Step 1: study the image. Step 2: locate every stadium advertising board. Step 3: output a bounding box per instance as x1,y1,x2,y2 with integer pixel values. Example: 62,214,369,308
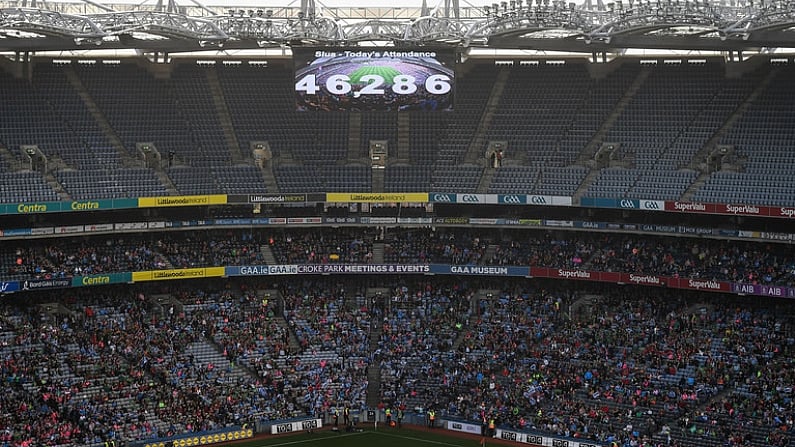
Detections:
446,420,482,435
226,264,529,277
227,194,309,204
132,267,225,282
1,214,793,245
664,201,771,217
293,47,455,112
270,418,322,435
430,193,572,206
137,195,227,208
731,283,795,298
326,193,428,203
10,201,70,214
445,265,529,276
494,429,603,446
0,281,20,294
531,268,732,293
1,228,33,237
21,278,72,291
142,427,253,447
581,197,794,219
5,263,795,299
228,264,432,275
0,198,137,215
71,273,132,287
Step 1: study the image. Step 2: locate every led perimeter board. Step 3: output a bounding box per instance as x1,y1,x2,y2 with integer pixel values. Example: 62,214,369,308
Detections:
294,48,455,112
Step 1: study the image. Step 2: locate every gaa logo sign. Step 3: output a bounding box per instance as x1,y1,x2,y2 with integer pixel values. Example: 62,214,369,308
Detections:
461,194,480,203
529,196,547,205
619,199,636,209
500,195,526,204
432,193,454,203
643,201,661,210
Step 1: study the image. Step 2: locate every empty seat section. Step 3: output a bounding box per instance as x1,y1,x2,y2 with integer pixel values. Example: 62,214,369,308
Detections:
693,65,795,206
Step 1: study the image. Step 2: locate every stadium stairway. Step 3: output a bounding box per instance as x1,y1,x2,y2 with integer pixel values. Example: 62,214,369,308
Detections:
0,144,26,171
259,288,302,353
569,68,652,202
483,243,499,262
571,168,602,204
205,68,244,164
679,66,779,202
62,64,137,165
347,112,363,160
366,303,383,408
474,161,497,192
395,113,410,162
372,167,385,192
259,244,278,265
452,289,491,350
463,68,511,167
574,65,653,167
154,169,180,195
186,339,260,381
371,242,385,263
257,161,280,192
569,293,603,317
41,170,71,200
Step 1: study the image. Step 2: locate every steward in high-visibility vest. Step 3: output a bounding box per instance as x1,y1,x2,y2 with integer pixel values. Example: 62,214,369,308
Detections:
385,407,392,425
488,418,496,436
428,410,436,428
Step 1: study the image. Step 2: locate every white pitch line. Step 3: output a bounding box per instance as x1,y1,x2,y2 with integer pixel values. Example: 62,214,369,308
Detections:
264,431,367,446
374,431,470,447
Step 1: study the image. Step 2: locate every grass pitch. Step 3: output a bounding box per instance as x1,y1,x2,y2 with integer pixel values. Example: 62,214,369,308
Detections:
228,427,486,447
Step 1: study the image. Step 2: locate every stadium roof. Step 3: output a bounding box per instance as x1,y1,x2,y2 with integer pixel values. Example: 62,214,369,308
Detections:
0,0,794,54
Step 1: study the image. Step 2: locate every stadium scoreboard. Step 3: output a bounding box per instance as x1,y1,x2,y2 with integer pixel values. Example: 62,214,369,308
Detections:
293,47,455,112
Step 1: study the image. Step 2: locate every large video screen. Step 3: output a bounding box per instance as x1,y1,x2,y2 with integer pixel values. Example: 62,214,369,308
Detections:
293,47,455,112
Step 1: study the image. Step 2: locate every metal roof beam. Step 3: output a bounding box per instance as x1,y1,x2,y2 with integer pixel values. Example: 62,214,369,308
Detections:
89,11,227,41
0,7,104,38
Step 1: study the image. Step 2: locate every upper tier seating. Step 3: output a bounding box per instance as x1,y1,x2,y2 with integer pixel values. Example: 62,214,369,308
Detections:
0,60,791,205
693,64,795,206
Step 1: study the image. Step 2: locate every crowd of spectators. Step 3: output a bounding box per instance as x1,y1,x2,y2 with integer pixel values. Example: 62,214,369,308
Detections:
375,281,472,409
2,227,795,447
4,238,170,279
268,228,377,265
4,229,793,286
381,228,489,265
0,278,793,447
1,283,332,447
371,283,795,447
280,282,371,413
